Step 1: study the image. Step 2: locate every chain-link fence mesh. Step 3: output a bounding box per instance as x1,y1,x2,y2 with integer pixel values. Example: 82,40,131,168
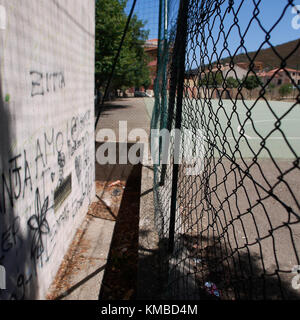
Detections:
126,0,161,39
152,0,300,300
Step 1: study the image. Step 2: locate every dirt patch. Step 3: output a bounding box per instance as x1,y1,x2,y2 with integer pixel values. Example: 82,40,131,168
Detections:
46,216,92,300
89,181,126,221
46,180,128,300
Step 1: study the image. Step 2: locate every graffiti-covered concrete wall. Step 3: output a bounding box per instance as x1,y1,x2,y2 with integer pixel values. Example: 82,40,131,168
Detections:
0,0,95,299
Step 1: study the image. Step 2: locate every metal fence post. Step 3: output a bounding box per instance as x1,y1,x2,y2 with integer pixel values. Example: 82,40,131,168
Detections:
168,0,189,253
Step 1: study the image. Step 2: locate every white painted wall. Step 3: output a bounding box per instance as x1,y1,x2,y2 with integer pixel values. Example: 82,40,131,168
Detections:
222,65,248,80
0,0,95,299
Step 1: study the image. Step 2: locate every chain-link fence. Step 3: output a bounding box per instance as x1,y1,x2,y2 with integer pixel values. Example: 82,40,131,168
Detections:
126,0,160,39
152,0,300,300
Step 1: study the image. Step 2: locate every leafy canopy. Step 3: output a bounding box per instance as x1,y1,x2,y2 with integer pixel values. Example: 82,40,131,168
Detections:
95,0,150,90
226,77,239,88
199,71,223,87
243,75,263,91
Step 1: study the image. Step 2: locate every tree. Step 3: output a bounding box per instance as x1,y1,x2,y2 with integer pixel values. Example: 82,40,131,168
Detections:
243,75,263,99
226,77,239,88
279,83,293,99
95,0,151,92
142,77,151,91
199,71,223,87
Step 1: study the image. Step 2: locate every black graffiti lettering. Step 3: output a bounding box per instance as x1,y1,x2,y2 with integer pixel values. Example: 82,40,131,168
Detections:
44,129,55,164
2,171,13,214
53,73,58,91
55,132,64,153
35,139,45,179
56,205,70,227
79,111,91,129
16,274,26,300
23,150,33,198
75,156,82,183
59,72,66,89
57,152,65,186
30,71,44,97
67,140,75,157
71,117,78,142
52,72,65,91
10,273,32,300
2,228,13,252
27,189,50,261
30,71,65,97
46,73,50,92
41,168,50,200
1,217,21,253
10,155,22,200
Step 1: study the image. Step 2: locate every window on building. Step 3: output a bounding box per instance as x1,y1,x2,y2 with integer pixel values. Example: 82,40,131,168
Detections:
278,79,282,85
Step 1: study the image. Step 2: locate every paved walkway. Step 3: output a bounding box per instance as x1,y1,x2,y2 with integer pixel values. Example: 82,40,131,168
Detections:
143,97,155,119
95,97,151,142
48,98,158,300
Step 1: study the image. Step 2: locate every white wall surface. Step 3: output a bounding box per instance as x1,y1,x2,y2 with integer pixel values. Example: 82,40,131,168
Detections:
0,0,95,299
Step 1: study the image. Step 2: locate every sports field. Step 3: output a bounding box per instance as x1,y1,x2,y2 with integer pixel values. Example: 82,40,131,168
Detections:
150,96,300,299
185,99,300,160
146,97,300,159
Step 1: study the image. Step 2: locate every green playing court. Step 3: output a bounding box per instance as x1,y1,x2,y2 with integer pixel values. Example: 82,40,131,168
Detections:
147,97,300,160
184,99,300,160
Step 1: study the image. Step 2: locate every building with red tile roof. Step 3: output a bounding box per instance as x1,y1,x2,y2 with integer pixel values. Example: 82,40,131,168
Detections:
258,67,300,86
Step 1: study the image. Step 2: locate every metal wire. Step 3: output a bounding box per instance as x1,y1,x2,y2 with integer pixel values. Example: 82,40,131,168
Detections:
152,0,300,300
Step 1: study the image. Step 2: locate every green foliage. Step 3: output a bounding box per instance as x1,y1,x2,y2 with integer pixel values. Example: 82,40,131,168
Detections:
267,83,275,90
243,75,263,91
279,83,293,98
226,77,239,88
95,0,150,90
142,77,152,91
199,71,223,87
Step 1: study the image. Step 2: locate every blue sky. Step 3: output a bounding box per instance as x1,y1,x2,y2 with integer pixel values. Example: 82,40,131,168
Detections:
125,0,160,39
125,0,300,50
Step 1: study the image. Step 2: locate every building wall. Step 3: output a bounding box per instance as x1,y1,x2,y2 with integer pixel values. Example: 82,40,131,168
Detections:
222,65,248,80
0,0,95,299
261,70,300,87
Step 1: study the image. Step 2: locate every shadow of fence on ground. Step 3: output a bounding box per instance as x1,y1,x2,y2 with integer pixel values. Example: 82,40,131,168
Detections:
165,233,300,300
